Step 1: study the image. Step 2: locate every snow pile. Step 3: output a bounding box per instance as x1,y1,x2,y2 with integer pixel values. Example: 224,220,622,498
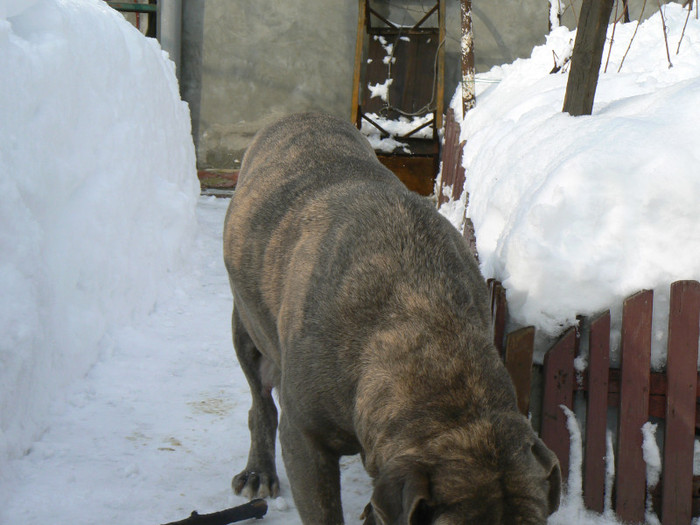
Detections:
0,0,198,466
443,4,700,364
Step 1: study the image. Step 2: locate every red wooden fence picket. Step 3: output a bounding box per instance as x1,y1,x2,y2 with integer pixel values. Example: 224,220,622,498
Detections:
583,310,610,513
504,326,535,416
437,108,466,208
661,281,700,525
616,289,653,523
540,328,577,481
488,279,507,359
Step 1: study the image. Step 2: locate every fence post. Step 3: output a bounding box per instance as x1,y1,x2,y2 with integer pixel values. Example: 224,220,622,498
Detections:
489,280,508,359
504,326,535,416
662,281,700,525
584,311,611,512
615,289,653,523
541,327,577,480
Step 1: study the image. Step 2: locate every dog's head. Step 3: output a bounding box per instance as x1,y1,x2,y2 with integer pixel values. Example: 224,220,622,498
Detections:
362,414,561,525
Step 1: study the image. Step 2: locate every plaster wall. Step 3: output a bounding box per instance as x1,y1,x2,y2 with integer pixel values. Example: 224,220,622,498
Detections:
180,0,663,170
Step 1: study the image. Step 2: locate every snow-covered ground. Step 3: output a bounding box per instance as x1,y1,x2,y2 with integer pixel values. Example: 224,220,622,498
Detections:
2,0,700,524
0,196,372,524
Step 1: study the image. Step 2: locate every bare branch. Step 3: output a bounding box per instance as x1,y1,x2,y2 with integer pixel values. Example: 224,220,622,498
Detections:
604,0,620,73
657,0,673,68
617,0,647,72
676,1,693,54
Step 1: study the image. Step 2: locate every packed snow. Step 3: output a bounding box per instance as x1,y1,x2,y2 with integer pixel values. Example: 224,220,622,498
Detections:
440,3,700,368
0,0,197,474
1,1,699,524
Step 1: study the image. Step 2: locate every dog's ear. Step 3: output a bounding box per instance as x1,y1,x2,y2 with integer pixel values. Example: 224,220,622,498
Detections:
532,436,562,514
368,462,433,525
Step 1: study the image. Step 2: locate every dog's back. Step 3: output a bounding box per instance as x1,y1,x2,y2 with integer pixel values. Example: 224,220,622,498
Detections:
224,112,489,373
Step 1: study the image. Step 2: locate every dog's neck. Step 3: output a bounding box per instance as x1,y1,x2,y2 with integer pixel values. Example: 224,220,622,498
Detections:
353,324,517,478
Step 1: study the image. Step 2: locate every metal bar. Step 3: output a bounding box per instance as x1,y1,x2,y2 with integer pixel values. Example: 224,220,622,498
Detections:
360,113,391,137
106,2,157,14
411,3,439,30
400,118,434,139
368,7,399,30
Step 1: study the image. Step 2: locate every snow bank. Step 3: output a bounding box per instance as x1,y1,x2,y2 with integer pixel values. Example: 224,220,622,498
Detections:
444,4,700,364
0,0,198,466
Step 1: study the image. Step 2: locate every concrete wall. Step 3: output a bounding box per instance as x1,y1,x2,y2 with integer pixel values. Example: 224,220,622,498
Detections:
179,0,661,171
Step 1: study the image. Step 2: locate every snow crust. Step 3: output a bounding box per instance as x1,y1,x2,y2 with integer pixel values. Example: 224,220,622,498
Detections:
0,0,198,465
442,4,700,365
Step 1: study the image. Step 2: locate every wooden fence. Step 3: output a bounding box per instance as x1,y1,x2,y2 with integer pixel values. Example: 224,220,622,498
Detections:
488,280,700,524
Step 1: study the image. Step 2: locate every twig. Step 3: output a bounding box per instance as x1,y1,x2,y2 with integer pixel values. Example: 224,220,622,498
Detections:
622,0,631,22
161,499,268,525
569,0,579,27
657,0,673,68
676,1,693,54
618,0,648,72
604,0,620,73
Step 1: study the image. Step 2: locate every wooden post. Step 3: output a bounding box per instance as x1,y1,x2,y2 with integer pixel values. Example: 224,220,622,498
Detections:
460,0,475,117
437,108,457,207
541,328,577,481
489,281,508,358
436,0,445,130
583,311,611,513
351,0,367,126
615,289,653,523
562,0,614,116
662,281,700,525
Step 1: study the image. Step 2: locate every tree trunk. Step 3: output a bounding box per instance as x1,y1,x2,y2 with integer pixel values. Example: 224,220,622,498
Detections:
562,0,614,116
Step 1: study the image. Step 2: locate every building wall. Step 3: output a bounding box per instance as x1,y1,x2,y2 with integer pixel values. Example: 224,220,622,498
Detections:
180,0,658,170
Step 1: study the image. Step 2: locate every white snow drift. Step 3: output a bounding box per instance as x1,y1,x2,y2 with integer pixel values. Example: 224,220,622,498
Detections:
442,3,700,367
0,0,198,466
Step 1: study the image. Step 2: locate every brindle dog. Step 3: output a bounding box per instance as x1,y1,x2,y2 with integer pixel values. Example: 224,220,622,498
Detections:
223,112,561,524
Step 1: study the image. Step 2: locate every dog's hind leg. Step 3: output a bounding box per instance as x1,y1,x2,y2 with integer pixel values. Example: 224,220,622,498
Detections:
231,307,280,499
280,414,344,524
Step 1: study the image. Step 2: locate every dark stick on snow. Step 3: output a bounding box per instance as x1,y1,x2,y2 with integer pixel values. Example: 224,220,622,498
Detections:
161,499,268,525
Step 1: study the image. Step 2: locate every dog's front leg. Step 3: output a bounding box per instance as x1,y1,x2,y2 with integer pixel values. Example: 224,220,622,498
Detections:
280,414,344,524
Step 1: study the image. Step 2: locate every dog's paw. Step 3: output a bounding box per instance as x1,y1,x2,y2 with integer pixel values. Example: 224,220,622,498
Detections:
232,469,280,499
360,502,377,525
